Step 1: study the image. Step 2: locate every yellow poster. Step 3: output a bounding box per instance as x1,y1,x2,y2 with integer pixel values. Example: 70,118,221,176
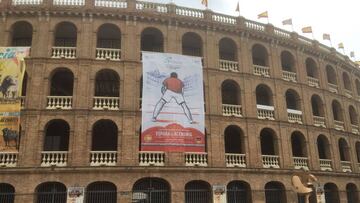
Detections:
0,47,30,152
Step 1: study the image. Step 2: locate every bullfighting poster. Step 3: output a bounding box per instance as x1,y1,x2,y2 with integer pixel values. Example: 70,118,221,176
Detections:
141,52,205,152
0,47,29,152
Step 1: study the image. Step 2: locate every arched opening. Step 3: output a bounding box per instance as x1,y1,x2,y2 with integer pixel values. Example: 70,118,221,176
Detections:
21,72,28,97
349,105,358,125
260,128,277,155
355,79,360,96
326,65,337,85
332,100,343,121
86,181,117,203
141,27,164,52
285,89,301,110
264,181,286,203
281,51,295,72
50,68,74,96
227,181,252,203
291,131,307,157
43,119,70,151
0,183,15,203
91,120,118,151
224,125,244,154
132,178,170,203
182,32,203,57
311,95,324,117
346,183,359,203
97,24,121,49
252,44,268,66
256,84,273,106
94,69,120,97
317,135,331,159
356,142,360,163
324,183,340,203
338,138,350,161
54,22,77,47
305,58,318,78
35,182,67,203
10,21,33,46
185,180,212,203
343,72,352,91
219,38,237,61
221,80,240,105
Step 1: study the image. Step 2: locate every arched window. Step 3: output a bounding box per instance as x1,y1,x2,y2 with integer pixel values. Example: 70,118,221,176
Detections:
332,100,343,121
227,181,252,203
349,105,358,125
86,181,117,203
97,24,121,49
355,79,360,96
10,21,33,46
346,183,359,203
356,142,360,163
35,182,67,203
50,68,74,96
338,138,350,161
324,183,340,203
224,125,244,154
281,51,295,72
291,131,307,157
21,71,28,97
260,128,277,155
141,27,164,52
0,183,15,203
182,32,203,57
94,69,120,97
221,80,240,105
185,180,212,203
256,84,273,106
264,181,286,203
317,135,331,160
285,89,301,110
305,58,318,78
132,178,170,203
219,38,237,61
54,22,77,47
326,65,337,85
311,94,324,117
252,44,268,66
91,120,118,151
43,119,70,151
343,72,352,91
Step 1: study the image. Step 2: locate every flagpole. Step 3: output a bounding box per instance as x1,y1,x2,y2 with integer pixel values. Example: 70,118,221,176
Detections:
329,39,333,47
291,24,294,32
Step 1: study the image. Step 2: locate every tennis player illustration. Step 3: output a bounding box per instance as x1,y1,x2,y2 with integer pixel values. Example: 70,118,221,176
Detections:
152,72,194,124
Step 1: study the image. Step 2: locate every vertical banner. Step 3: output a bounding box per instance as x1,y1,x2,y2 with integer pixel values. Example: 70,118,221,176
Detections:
67,186,84,203
0,47,29,152
141,52,205,152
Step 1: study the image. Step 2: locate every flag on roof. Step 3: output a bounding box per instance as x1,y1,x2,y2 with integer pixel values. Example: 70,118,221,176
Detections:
282,18,292,25
257,11,268,19
201,0,208,7
338,43,344,49
322,33,331,41
301,26,312,33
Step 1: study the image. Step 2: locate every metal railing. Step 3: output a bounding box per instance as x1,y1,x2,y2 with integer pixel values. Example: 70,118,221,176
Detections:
0,152,18,167
287,109,302,124
51,47,76,59
219,59,239,72
93,97,119,110
282,70,297,82
185,152,207,167
41,151,68,167
95,48,121,61
313,116,326,127
293,157,309,170
222,104,242,117
262,155,280,168
139,151,165,166
257,105,275,120
46,96,72,109
90,151,117,166
319,159,332,171
225,153,246,167
253,64,270,77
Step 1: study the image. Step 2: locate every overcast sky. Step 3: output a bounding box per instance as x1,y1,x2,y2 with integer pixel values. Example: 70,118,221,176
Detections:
144,0,360,61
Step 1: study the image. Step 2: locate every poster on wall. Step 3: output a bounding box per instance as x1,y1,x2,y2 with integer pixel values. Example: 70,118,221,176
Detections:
141,52,205,152
67,186,84,203
0,47,29,152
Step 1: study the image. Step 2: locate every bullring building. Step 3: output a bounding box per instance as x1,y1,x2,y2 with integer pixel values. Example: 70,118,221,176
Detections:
0,0,359,202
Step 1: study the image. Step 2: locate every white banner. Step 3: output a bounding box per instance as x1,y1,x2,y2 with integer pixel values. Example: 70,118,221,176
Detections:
141,52,205,152
67,186,84,203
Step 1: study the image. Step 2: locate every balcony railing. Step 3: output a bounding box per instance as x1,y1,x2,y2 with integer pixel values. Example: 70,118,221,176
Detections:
90,151,117,166
46,96,72,109
257,105,275,120
51,47,76,59
253,65,270,77
340,161,352,172
328,83,338,93
334,120,345,131
95,48,121,61
262,155,280,168
225,153,246,167
222,104,242,117
282,70,297,82
139,151,165,166
319,159,332,171
175,6,204,18
345,89,352,98
351,124,359,134
293,157,309,170
313,116,326,127
185,152,207,167
0,152,18,167
287,109,302,124
95,0,127,8
219,60,239,72
307,76,320,88
41,151,68,167
20,96,25,109
136,1,167,13
12,0,42,5
93,97,119,110
53,0,85,6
